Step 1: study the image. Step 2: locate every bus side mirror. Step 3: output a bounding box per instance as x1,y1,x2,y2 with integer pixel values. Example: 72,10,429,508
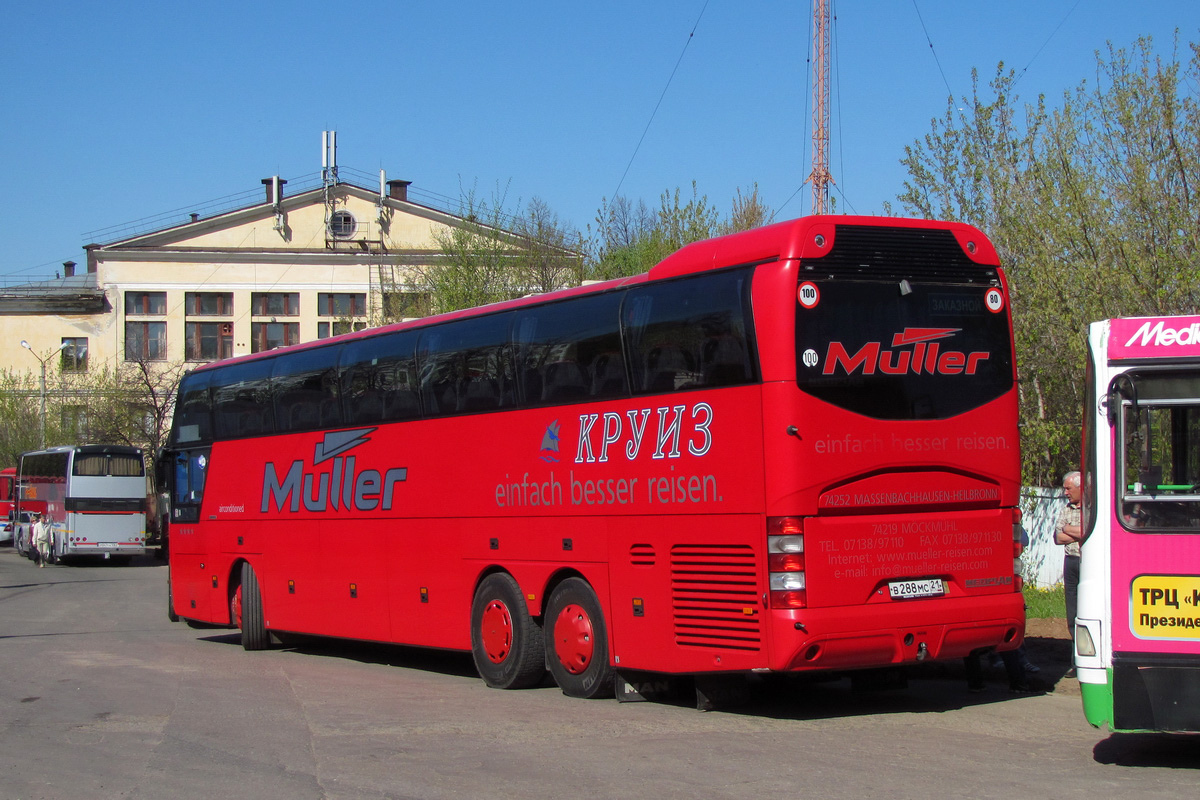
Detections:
1108,374,1137,427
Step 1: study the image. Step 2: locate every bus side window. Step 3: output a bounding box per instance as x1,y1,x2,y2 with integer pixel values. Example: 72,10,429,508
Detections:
339,330,420,425
174,371,213,445
624,267,756,396
212,358,276,439
272,346,343,433
513,291,626,407
419,314,516,416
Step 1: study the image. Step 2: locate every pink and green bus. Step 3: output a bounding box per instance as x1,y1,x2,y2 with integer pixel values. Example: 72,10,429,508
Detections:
1077,316,1200,732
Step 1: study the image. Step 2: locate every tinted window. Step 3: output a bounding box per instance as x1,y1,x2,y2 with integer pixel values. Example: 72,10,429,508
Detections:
173,371,213,445
624,268,757,395
212,358,276,439
340,331,421,424
418,314,516,416
272,346,344,432
514,292,627,405
795,280,1013,420
22,452,69,480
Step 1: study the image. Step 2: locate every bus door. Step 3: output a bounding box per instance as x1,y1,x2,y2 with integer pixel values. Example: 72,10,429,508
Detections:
1108,371,1200,730
167,448,216,620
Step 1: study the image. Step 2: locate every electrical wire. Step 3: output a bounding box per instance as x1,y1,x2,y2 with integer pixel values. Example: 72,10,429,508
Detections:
910,0,956,101
1013,0,1083,90
609,0,711,202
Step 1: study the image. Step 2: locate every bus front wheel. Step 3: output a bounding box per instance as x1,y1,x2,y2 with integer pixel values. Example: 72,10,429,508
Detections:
545,577,613,699
167,572,180,623
233,563,270,651
470,573,546,689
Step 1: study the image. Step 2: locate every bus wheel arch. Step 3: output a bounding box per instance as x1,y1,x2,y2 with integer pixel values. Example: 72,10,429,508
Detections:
469,569,546,689
543,575,614,699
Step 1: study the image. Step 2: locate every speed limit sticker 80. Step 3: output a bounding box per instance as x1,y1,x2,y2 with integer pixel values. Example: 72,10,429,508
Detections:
798,281,820,309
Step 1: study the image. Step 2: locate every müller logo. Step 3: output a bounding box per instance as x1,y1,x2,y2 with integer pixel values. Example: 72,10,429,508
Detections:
261,428,408,513
1123,320,1200,348
821,327,991,376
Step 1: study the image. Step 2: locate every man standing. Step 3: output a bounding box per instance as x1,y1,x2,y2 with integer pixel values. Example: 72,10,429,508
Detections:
1055,471,1083,641
32,512,52,568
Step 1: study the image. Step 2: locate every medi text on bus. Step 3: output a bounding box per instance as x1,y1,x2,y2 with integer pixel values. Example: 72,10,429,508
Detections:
1077,316,1200,732
162,215,1025,699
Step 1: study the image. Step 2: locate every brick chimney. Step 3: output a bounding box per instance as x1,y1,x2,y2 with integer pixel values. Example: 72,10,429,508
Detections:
386,180,412,202
63,261,76,278
262,177,287,204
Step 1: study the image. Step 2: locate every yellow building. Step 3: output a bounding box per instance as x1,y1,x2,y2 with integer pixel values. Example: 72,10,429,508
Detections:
0,171,484,379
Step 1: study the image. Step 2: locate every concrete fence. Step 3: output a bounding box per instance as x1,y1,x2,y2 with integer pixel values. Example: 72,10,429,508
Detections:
1020,486,1068,589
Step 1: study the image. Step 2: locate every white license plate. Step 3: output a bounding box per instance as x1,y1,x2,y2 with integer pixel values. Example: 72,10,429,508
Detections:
888,579,945,599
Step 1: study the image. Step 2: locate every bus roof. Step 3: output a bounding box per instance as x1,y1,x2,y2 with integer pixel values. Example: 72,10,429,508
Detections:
1105,315,1200,361
184,214,998,376
20,444,144,459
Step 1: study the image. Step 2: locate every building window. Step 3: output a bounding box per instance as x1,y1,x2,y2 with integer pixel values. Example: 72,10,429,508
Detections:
61,338,88,373
329,210,357,238
185,292,233,316
382,291,431,320
252,292,300,316
61,405,89,440
318,293,366,317
125,322,167,361
251,322,299,353
317,321,368,339
186,322,234,361
125,291,166,315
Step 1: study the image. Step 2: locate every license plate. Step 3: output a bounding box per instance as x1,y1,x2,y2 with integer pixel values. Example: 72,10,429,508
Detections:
888,579,945,599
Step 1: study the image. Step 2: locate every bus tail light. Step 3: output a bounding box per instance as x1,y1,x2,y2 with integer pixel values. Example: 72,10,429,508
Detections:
768,517,806,609
1075,622,1097,658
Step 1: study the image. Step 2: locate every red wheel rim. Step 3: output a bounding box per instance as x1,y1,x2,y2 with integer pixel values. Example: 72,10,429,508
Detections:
480,599,514,664
232,584,243,631
553,603,593,675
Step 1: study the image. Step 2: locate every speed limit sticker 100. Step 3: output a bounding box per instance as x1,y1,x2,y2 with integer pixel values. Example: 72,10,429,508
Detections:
798,282,820,309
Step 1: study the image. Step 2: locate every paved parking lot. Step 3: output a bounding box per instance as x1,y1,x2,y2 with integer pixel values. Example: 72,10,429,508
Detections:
1,548,1197,799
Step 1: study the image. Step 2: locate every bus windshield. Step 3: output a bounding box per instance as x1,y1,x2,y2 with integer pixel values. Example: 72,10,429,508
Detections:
1117,371,1200,531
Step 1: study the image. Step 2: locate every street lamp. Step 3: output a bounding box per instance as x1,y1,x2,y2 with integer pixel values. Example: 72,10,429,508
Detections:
20,340,68,450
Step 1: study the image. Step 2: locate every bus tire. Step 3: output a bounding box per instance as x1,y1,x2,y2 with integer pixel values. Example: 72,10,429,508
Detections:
470,573,546,689
234,562,270,651
545,577,613,699
167,572,180,623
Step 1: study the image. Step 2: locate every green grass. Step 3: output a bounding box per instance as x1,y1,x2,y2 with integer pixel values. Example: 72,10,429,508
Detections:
1023,585,1066,618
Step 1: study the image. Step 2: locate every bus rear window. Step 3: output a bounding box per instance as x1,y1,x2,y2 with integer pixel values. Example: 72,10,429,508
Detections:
796,279,1013,420
73,454,145,477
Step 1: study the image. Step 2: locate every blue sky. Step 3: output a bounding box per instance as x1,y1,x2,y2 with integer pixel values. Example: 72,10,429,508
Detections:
3,1,1196,282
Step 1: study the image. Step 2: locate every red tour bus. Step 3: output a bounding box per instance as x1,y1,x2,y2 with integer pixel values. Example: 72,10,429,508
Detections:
163,215,1024,698
0,467,15,521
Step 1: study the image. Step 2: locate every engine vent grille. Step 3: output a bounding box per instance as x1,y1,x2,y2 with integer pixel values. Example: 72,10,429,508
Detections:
629,543,656,567
670,543,761,651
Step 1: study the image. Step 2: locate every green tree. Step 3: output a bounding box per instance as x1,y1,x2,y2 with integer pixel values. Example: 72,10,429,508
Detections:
398,185,583,317
894,35,1200,485
588,181,772,280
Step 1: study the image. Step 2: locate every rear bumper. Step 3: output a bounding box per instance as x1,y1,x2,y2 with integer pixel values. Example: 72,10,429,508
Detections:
766,593,1025,672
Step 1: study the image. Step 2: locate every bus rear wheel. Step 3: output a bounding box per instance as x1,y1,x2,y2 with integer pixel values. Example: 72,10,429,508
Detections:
233,562,270,651
470,573,545,689
545,577,613,699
